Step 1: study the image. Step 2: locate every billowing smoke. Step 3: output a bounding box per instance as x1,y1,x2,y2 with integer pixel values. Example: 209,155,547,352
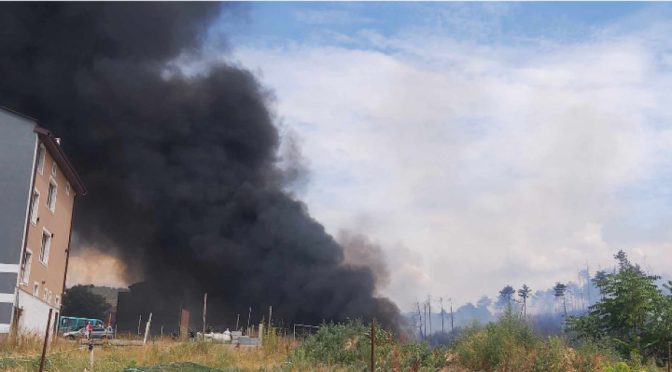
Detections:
0,3,401,330
338,231,391,290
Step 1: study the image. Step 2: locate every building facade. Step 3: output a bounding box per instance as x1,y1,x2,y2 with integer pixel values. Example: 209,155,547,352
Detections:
0,107,85,338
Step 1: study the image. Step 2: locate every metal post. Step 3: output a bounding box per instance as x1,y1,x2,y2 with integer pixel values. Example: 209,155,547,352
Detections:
143,312,152,345
370,319,375,372
293,324,296,341
268,305,273,330
89,342,94,370
247,307,251,334
38,308,53,372
203,293,207,340
236,313,240,331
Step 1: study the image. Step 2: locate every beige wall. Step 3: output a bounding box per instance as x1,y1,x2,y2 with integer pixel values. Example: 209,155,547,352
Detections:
18,140,75,309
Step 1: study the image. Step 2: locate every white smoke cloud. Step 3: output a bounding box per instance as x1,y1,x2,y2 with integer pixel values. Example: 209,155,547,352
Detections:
227,10,672,308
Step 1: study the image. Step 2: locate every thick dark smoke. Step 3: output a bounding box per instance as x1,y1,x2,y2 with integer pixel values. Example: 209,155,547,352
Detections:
338,230,391,290
0,3,401,330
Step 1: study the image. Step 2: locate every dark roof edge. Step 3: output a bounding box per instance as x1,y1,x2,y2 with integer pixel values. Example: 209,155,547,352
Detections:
0,105,40,123
34,127,87,196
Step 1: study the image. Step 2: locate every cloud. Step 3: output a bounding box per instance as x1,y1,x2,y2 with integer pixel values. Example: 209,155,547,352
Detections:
225,10,672,308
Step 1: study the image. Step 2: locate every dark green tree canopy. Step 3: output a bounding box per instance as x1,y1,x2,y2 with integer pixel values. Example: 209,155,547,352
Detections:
567,251,671,364
497,285,516,309
61,285,111,320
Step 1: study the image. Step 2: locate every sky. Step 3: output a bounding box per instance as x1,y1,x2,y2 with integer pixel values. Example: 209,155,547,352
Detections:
71,3,672,312
199,2,672,311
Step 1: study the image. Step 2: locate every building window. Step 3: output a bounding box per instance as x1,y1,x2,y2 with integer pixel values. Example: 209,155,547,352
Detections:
37,144,46,175
51,161,57,177
29,190,40,224
65,182,70,196
33,282,39,296
44,287,49,302
40,230,52,265
20,249,32,285
46,181,57,213
55,296,60,307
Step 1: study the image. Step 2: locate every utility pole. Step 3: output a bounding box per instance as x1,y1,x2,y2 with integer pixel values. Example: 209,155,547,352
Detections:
268,305,273,330
235,313,240,331
440,297,445,335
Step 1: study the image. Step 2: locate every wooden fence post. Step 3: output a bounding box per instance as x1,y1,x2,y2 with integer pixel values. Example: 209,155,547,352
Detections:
370,319,375,372
38,308,53,372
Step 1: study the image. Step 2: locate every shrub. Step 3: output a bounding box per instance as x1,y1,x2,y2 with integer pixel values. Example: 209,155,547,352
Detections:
288,320,447,370
454,308,537,371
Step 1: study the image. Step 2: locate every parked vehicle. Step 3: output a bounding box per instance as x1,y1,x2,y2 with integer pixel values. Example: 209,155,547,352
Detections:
59,316,104,334
63,324,114,340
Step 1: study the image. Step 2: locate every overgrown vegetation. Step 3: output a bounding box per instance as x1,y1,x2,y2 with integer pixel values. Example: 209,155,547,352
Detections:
450,307,632,371
3,250,671,371
567,251,672,366
288,320,446,370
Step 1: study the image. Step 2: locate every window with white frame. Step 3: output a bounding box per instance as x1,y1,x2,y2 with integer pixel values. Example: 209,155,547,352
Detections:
65,181,70,196
30,190,40,224
51,161,57,177
55,296,60,307
44,287,49,302
46,181,57,213
20,249,32,285
37,144,46,175
40,230,51,264
33,282,39,296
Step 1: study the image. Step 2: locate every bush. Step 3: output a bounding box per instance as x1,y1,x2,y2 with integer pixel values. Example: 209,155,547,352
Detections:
288,320,447,370
454,308,537,370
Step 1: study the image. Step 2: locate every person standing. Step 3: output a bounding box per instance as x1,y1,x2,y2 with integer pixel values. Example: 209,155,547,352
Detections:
86,321,93,340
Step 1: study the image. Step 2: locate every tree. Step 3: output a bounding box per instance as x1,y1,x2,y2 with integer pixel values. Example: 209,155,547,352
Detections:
518,284,531,318
567,251,671,364
61,285,110,320
553,282,567,317
476,296,492,309
497,285,516,311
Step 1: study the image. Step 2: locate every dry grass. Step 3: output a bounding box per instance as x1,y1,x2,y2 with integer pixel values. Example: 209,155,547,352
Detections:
0,335,293,371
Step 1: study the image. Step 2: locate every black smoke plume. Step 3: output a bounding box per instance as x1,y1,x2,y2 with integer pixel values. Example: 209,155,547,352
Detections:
0,3,401,330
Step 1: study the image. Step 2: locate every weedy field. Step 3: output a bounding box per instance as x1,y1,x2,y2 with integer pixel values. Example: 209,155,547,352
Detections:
0,337,291,372
0,316,665,372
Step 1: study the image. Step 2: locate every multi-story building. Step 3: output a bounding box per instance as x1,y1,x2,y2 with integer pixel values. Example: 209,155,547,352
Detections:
0,107,86,338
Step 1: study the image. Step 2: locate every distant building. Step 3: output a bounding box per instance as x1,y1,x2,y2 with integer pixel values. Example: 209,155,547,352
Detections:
0,107,86,338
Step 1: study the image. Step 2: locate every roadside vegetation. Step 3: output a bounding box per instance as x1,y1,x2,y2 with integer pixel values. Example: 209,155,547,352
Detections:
2,250,670,371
